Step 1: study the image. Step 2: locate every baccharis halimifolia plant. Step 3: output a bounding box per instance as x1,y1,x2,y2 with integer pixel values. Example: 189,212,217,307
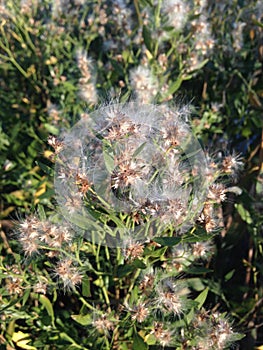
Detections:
13,101,244,349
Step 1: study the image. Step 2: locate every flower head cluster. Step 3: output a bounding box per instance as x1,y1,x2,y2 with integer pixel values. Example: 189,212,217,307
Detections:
192,309,240,350
151,322,174,347
122,238,145,261
124,300,149,323
92,311,115,337
54,102,208,246
76,49,97,105
162,0,190,31
154,277,189,316
129,65,159,103
54,257,82,290
17,215,73,256
164,240,214,272
4,265,24,296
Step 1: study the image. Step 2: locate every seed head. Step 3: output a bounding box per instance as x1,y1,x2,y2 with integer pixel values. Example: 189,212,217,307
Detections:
151,322,173,347
192,241,213,259
130,65,158,103
47,135,64,155
75,172,92,194
139,273,155,295
197,203,217,233
124,301,149,323
17,215,42,256
154,278,189,316
162,0,189,31
123,239,144,261
92,313,114,337
54,258,82,290
221,153,243,176
207,183,226,203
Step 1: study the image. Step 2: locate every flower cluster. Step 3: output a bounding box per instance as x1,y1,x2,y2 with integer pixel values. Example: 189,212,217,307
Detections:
76,49,97,105
192,309,241,349
54,102,209,246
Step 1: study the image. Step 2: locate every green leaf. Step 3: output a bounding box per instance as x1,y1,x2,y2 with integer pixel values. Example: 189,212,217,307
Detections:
117,259,146,278
132,259,146,269
230,333,246,342
142,25,152,53
195,287,209,310
153,236,181,247
132,142,146,158
235,203,253,224
166,76,183,96
145,333,156,345
184,267,213,274
133,331,148,350
27,140,39,158
39,295,55,327
224,269,235,282
186,287,209,324
187,278,205,291
182,231,211,243
37,204,46,221
82,275,91,297
59,332,82,347
22,288,31,306
188,58,209,72
71,314,92,326
44,123,59,135
117,264,136,278
144,246,167,258
35,161,54,176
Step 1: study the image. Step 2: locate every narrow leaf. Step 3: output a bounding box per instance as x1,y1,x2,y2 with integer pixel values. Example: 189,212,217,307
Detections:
195,287,209,310
153,236,181,247
142,25,152,52
39,295,55,326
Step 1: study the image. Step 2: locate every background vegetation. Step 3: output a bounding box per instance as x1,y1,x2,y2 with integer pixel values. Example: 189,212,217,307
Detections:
0,0,262,349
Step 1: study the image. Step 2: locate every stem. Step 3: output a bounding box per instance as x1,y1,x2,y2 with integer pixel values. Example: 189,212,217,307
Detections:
134,0,142,27
78,296,96,311
123,269,141,304
102,284,111,307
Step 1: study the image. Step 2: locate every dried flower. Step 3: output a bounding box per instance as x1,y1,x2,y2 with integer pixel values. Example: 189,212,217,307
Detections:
162,0,189,31
192,14,215,56
191,241,213,259
4,266,24,296
207,183,227,203
221,152,243,176
151,322,173,347
47,135,64,155
33,280,48,294
130,66,158,103
139,272,155,295
123,238,144,261
92,313,114,337
76,49,97,104
75,172,92,194
17,215,42,256
154,277,189,316
5,277,24,296
54,258,82,290
197,203,217,233
124,301,149,323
